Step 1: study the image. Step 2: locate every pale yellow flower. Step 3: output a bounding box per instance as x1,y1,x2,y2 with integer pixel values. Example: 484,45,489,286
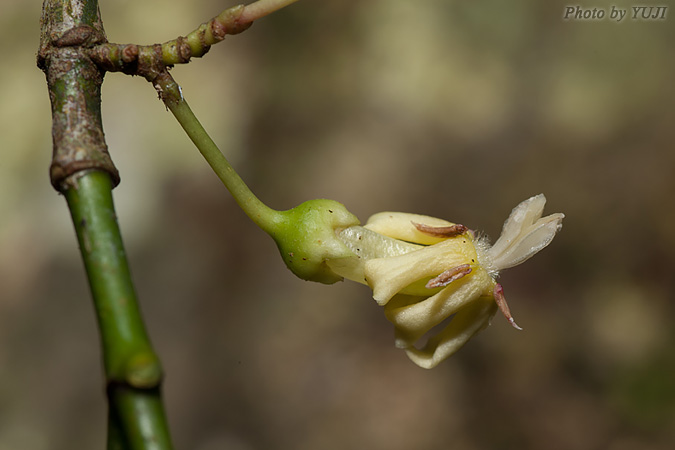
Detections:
327,194,564,368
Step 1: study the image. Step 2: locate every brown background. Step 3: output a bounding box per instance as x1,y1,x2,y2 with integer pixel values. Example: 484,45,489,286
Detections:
1,0,674,449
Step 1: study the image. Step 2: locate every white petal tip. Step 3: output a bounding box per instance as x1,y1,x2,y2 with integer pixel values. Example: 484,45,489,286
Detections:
486,197,564,271
509,318,523,331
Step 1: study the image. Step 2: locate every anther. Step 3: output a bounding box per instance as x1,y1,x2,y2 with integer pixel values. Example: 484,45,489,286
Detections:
426,264,472,289
413,222,468,238
493,284,523,330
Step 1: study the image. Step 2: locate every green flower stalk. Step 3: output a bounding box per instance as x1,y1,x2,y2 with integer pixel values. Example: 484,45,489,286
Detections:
154,72,358,285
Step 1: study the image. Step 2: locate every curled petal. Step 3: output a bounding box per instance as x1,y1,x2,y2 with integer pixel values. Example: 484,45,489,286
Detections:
404,297,498,369
492,194,547,255
486,194,564,272
365,237,479,305
384,269,493,347
364,212,458,245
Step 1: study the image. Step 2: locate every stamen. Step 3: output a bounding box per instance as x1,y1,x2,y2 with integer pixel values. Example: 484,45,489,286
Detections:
425,264,472,288
413,222,468,238
493,284,523,330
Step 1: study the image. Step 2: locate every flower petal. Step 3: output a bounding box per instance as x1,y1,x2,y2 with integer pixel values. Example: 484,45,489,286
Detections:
384,268,493,347
485,194,564,272
327,226,422,284
404,297,497,369
365,212,457,245
365,236,479,305
487,195,546,258
489,212,564,270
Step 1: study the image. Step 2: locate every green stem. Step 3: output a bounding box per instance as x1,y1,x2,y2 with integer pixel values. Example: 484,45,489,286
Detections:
107,410,127,450
153,71,281,234
109,385,173,450
64,171,173,450
151,72,362,285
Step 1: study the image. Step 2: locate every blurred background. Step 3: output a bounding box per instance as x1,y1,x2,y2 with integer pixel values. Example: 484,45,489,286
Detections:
1,0,674,449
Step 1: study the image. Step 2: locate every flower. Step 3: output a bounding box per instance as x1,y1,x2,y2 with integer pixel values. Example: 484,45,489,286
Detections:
326,194,564,369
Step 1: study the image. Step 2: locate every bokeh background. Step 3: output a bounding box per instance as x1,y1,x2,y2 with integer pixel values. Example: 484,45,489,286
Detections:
2,0,674,449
